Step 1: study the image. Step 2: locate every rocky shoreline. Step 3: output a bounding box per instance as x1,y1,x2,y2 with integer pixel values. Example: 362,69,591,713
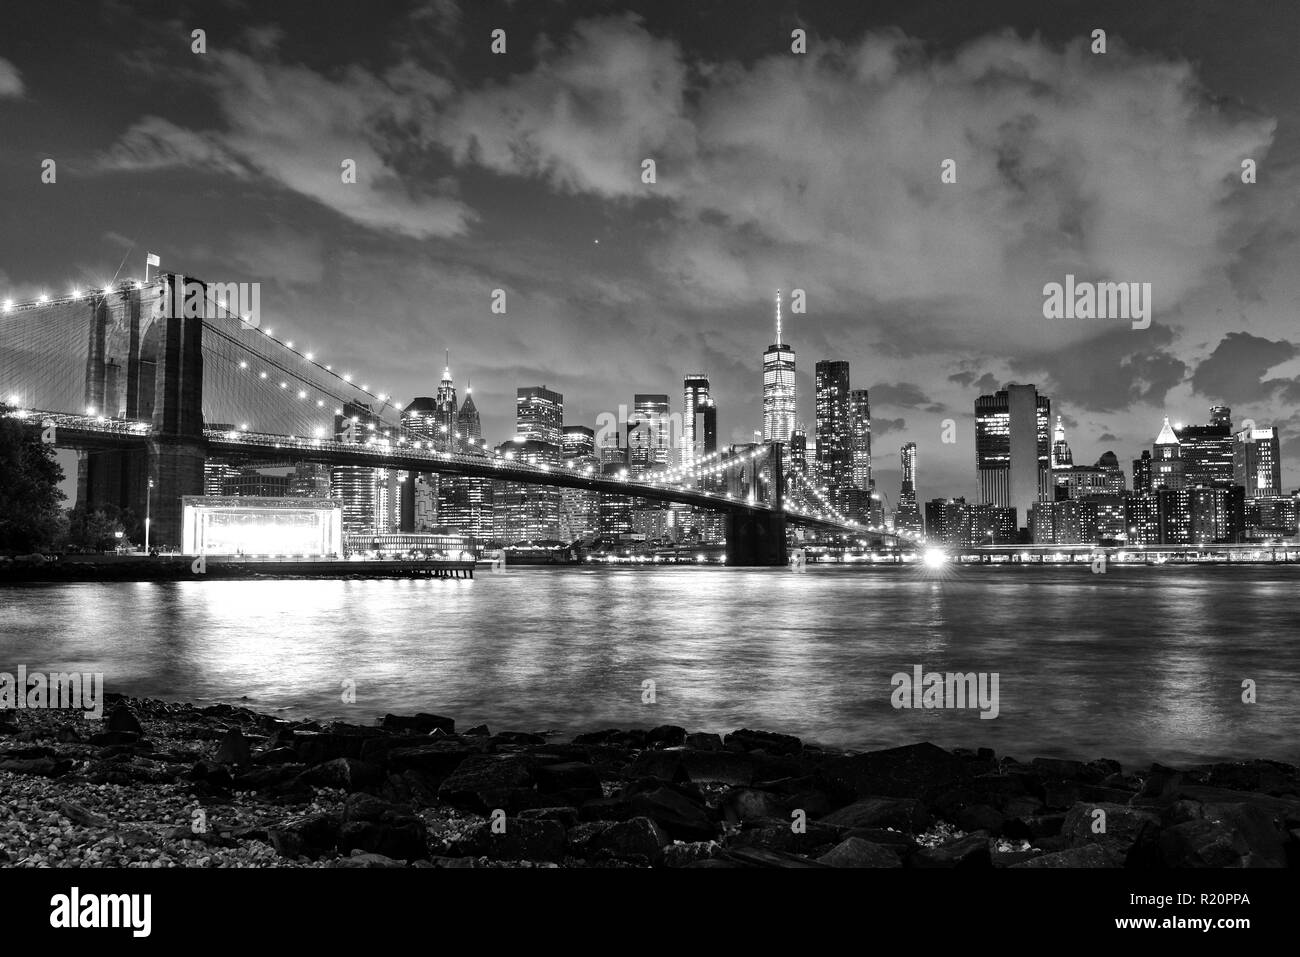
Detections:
0,695,1296,868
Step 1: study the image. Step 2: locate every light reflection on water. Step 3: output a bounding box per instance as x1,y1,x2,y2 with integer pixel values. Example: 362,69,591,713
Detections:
1,564,1296,768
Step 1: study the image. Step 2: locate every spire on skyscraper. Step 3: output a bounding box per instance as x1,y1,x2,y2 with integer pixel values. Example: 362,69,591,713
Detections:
775,288,783,346
1155,416,1179,446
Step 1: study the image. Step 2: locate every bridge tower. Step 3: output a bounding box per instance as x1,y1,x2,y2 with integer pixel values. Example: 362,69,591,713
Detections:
76,275,206,549
146,274,206,550
725,441,788,566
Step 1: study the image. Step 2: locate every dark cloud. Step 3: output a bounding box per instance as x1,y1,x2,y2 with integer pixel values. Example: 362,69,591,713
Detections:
873,417,907,437
948,370,1000,394
868,382,944,412
1189,332,1299,404
1010,324,1188,413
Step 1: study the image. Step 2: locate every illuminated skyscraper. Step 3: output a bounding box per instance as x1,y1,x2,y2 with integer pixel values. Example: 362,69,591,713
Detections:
1234,425,1282,498
1050,416,1073,468
629,393,671,477
815,360,852,507
1133,450,1153,495
434,353,458,450
456,385,482,448
333,400,379,533
762,290,796,443
849,389,872,492
894,442,923,535
975,384,1050,530
1095,451,1127,495
682,374,712,469
516,386,563,446
1177,409,1233,488
1152,417,1185,490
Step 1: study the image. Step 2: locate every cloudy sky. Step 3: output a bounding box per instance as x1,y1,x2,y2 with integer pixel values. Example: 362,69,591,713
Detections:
3,0,1299,500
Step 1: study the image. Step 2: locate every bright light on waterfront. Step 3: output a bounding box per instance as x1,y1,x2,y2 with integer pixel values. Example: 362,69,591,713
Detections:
923,548,947,568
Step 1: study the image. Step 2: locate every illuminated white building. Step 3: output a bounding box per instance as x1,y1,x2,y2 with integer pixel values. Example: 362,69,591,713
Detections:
181,496,343,557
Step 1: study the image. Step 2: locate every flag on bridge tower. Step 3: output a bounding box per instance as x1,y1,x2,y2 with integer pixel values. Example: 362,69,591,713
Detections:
145,252,160,281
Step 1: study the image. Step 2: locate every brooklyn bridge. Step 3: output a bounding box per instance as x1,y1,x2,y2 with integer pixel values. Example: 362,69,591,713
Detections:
0,274,922,564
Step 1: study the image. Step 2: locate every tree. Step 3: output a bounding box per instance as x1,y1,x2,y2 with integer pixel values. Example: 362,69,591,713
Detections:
65,505,130,552
0,404,67,553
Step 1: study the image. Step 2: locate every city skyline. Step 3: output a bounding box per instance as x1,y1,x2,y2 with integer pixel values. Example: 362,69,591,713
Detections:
5,1,1300,502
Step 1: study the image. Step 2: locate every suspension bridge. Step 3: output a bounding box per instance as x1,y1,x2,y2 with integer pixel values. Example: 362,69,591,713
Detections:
0,273,923,564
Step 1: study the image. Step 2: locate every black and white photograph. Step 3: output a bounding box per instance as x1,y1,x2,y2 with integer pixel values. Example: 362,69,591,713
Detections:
0,0,1295,938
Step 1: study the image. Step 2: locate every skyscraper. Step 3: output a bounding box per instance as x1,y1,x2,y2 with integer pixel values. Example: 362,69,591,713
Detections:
814,360,852,507
516,386,563,446
440,380,492,539
1234,426,1282,498
682,374,711,469
563,425,596,460
762,290,797,443
975,384,1050,529
894,442,923,535
333,400,380,533
1152,417,1185,490
457,383,482,448
1177,408,1233,487
628,393,671,478
1095,451,1127,495
1050,416,1073,468
434,354,458,450
1132,450,1153,495
849,389,872,492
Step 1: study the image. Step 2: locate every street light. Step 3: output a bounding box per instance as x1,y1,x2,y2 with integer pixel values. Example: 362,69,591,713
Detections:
145,478,154,553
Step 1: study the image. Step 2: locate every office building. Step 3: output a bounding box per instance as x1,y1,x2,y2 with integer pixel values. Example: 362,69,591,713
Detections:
516,386,564,447
1151,417,1185,490
1177,408,1233,487
895,442,924,536
975,384,1050,529
815,360,852,507
1234,426,1282,499
762,290,797,443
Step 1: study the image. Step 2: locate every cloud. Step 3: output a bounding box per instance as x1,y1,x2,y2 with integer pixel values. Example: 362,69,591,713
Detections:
99,55,474,239
430,21,1276,360
0,57,22,98
1011,323,1189,413
873,416,907,437
100,116,252,177
431,15,694,198
948,371,1000,394
1189,332,1299,403
868,381,944,411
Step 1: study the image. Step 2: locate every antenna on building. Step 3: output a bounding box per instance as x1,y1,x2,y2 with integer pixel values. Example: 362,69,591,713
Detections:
775,289,783,345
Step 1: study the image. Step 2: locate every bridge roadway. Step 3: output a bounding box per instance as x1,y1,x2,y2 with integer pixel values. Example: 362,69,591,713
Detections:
10,409,897,540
